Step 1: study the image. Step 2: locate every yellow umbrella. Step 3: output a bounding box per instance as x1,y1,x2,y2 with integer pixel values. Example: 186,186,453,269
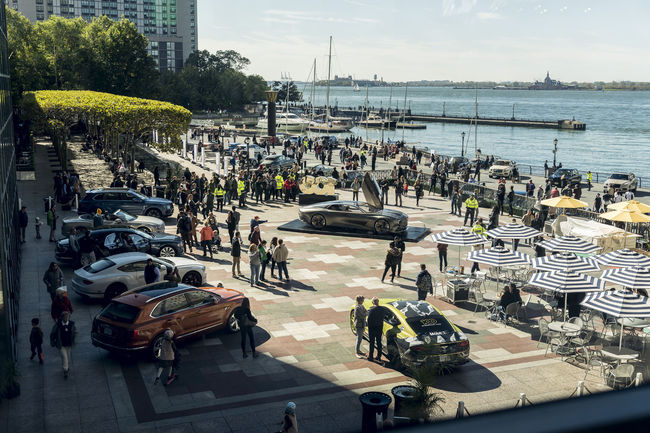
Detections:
540,195,589,209
601,209,650,223
608,200,650,214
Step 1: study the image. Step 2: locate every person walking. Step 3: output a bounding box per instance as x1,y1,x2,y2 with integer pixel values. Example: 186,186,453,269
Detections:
235,298,258,358
507,186,515,217
200,222,214,259
586,171,593,191
367,297,386,363
269,237,278,278
153,329,178,386
214,183,225,212
463,193,479,227
272,239,290,281
176,211,193,254
259,240,269,282
437,242,448,272
18,206,28,243
394,236,405,278
51,287,73,321
248,244,261,286
381,242,401,283
351,176,361,201
144,258,161,285
30,317,44,364
47,204,57,242
279,402,298,433
43,262,64,300
394,177,403,207
353,295,367,358
226,206,240,244
231,231,243,278
50,311,75,379
416,264,433,301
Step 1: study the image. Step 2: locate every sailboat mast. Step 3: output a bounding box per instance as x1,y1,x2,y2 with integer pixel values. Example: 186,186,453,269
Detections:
401,82,408,142
387,84,392,125
474,86,478,156
311,58,316,123
364,85,369,142
325,36,332,124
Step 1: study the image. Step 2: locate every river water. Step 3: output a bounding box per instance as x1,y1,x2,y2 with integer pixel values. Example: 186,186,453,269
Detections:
300,85,650,179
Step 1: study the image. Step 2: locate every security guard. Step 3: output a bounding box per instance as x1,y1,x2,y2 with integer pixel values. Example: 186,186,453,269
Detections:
471,218,486,273
214,184,226,212
464,193,479,227
586,171,593,191
274,173,284,200
237,178,246,207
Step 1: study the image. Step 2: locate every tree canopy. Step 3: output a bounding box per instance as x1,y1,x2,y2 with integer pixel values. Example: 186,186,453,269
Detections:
271,81,303,103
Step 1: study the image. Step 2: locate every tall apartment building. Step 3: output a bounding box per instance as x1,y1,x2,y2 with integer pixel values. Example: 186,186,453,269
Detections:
7,0,197,72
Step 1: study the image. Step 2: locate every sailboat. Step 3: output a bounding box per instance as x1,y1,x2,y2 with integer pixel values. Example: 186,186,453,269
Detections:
396,83,426,130
353,81,360,92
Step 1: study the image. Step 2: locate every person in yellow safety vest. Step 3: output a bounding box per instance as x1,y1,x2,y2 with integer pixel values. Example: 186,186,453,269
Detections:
470,218,486,274
275,174,284,200
237,179,246,207
586,171,592,191
351,176,361,201
214,185,226,212
464,193,479,227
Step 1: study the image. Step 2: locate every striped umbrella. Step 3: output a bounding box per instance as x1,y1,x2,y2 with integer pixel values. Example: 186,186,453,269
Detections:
537,235,601,254
581,289,650,349
432,228,488,269
468,246,531,292
532,252,601,273
529,270,605,320
601,267,650,290
486,223,541,240
595,249,650,268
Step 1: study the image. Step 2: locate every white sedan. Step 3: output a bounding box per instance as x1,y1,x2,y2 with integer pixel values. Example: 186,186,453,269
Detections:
70,252,206,301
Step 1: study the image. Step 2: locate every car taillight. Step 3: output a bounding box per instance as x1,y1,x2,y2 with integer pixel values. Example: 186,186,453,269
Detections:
82,280,93,285
411,346,424,352
131,330,139,339
459,340,469,347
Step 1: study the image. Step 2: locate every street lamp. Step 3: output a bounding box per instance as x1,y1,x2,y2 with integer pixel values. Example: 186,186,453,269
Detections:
552,138,558,169
461,132,466,157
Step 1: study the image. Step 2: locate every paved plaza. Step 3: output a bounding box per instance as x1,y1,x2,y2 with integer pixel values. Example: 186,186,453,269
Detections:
3,139,649,433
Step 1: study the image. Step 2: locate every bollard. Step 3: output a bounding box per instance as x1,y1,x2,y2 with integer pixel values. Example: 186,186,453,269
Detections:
455,401,471,419
635,372,643,387
519,393,526,407
73,195,78,212
576,381,585,397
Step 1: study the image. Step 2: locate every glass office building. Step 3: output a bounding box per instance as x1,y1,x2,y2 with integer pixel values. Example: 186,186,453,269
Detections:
7,0,197,72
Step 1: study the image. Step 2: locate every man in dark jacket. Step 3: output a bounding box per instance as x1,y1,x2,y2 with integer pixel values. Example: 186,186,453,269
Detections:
176,211,193,253
367,297,386,363
144,258,160,284
18,206,28,243
394,236,406,277
231,231,242,277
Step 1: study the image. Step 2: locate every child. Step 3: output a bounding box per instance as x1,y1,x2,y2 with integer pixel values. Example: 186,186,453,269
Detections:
30,318,44,364
35,217,42,239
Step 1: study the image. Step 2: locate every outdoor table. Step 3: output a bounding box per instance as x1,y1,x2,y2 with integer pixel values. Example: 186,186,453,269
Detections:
548,322,581,355
601,346,639,364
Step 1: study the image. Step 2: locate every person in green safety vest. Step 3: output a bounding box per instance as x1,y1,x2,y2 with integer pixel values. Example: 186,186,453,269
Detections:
237,179,246,207
471,218,486,274
274,173,284,200
586,171,592,191
464,193,479,227
214,184,226,212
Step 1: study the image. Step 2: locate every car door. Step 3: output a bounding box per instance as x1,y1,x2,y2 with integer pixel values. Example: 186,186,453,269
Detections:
102,233,121,255
116,261,147,288
122,192,145,214
341,204,366,229
101,192,121,213
184,290,223,332
129,233,150,253
151,293,194,337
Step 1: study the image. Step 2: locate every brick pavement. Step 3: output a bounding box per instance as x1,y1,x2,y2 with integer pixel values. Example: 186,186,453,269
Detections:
0,139,626,433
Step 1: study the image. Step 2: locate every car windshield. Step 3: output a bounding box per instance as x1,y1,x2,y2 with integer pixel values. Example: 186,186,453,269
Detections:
130,191,147,200
83,258,115,274
355,203,372,213
100,302,141,324
406,315,455,336
494,161,510,166
114,210,136,222
133,229,152,239
265,155,280,161
610,173,629,180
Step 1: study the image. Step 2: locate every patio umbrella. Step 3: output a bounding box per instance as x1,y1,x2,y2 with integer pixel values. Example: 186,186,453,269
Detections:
537,235,601,255
581,288,650,349
540,196,588,209
485,223,541,240
601,266,650,290
467,246,531,292
431,228,488,269
532,252,601,273
600,209,650,234
608,200,650,214
529,270,605,320
595,249,650,268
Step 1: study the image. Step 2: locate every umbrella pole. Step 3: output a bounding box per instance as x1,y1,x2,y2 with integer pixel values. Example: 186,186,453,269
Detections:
619,322,624,350
564,295,568,321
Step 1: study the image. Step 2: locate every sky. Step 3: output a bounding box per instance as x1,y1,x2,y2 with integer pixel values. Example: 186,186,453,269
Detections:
198,0,650,83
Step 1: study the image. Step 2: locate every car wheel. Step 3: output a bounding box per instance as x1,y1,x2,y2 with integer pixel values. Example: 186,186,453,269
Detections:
227,310,240,333
159,246,177,257
146,208,162,218
182,271,202,286
374,219,390,234
104,283,127,302
310,214,326,229
151,333,166,359
138,226,152,234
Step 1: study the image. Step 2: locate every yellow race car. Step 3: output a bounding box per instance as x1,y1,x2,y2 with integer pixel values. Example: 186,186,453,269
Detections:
350,299,470,369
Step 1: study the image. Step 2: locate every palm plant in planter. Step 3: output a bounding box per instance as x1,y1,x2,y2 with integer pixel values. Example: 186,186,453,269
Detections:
0,360,21,400
394,363,446,423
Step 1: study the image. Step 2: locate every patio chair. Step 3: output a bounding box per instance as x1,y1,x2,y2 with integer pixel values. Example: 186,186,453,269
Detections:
582,346,612,380
568,330,594,363
607,364,635,389
474,290,495,315
504,302,521,326
538,318,560,347
431,274,444,298
567,317,584,330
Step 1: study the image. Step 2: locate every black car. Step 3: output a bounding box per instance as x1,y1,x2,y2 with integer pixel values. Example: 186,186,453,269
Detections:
549,168,582,187
78,188,174,219
55,228,183,265
260,154,295,170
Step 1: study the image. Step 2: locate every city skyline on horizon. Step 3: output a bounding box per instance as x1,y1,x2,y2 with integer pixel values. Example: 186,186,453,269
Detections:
198,0,650,83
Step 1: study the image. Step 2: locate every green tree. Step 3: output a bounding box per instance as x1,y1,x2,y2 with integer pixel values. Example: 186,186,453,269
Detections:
272,80,302,102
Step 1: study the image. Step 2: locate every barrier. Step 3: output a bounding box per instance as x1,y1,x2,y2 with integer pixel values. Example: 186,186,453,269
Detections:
514,393,534,408
569,380,592,397
455,401,471,419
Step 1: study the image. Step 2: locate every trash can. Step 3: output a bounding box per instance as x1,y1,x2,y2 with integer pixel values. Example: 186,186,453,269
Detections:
391,385,421,419
155,186,166,198
359,391,391,433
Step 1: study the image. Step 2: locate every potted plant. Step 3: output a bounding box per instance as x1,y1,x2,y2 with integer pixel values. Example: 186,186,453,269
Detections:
407,363,446,422
0,359,21,400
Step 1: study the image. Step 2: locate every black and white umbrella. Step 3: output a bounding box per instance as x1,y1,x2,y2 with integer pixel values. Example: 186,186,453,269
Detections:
532,252,601,273
595,249,650,269
529,270,605,320
432,228,488,269
468,246,531,292
601,267,650,290
581,288,650,349
537,235,601,255
485,223,541,240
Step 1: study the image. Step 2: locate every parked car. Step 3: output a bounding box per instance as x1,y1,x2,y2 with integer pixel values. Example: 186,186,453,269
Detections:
603,172,638,193
91,282,245,355
488,160,517,179
55,228,183,265
260,154,295,170
70,252,206,301
349,299,470,369
449,156,469,173
549,168,582,187
235,143,267,160
299,173,408,234
61,209,165,236
78,188,174,219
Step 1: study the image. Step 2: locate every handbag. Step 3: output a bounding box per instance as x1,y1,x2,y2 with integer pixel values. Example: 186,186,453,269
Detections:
241,314,256,328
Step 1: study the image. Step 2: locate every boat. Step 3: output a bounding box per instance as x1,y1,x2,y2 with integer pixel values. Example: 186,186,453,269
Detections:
353,82,360,92
257,112,310,132
358,113,397,129
396,121,426,129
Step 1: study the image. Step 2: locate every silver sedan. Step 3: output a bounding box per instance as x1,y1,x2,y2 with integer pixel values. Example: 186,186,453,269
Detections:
61,209,165,236
70,252,206,301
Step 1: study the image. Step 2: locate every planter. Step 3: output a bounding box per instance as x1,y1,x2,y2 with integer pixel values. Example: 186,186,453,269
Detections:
391,385,422,419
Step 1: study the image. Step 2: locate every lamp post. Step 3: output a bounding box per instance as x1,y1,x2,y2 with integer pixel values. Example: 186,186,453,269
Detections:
265,90,279,139
461,132,466,157
552,138,558,169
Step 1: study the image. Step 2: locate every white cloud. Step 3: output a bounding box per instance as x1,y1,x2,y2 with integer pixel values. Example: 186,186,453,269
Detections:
442,0,478,16
262,9,379,25
477,12,502,20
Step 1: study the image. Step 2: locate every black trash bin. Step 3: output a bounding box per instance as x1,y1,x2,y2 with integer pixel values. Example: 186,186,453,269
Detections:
155,186,166,198
391,385,421,419
359,391,391,433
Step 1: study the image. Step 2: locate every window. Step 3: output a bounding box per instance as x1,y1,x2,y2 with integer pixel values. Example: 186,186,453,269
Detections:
152,294,189,317
118,261,147,273
185,290,215,307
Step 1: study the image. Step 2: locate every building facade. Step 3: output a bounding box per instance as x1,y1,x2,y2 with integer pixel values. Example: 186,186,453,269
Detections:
0,4,20,364
7,0,197,72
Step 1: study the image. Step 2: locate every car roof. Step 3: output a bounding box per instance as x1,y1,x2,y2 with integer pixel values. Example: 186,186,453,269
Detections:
386,300,445,318
97,252,154,264
88,227,141,235
116,282,194,306
85,187,139,194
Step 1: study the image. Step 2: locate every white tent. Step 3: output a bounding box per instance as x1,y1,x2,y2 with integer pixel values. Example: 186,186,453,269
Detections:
551,216,638,252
